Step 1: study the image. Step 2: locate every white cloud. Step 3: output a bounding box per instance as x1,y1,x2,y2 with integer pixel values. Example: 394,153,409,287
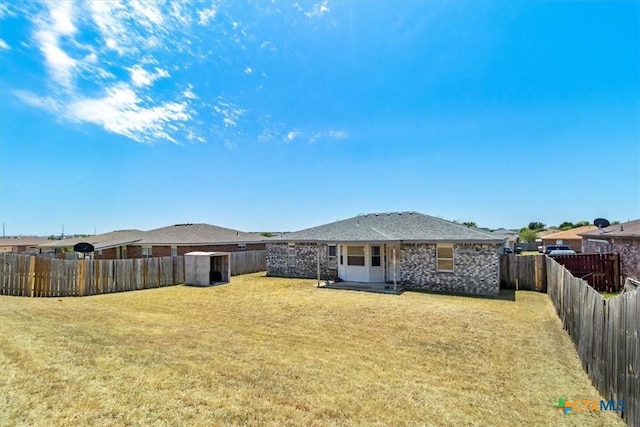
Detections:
0,39,9,50
327,129,347,139
300,0,330,18
244,66,253,74
183,85,198,99
285,130,302,141
197,6,217,25
127,65,170,87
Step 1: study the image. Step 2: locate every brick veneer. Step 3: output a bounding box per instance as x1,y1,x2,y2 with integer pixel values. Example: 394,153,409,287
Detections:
266,242,338,280
266,241,501,295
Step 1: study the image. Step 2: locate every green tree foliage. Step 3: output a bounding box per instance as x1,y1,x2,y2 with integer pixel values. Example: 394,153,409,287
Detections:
260,231,274,237
574,220,590,227
462,221,477,228
558,221,574,231
519,228,538,242
528,222,546,231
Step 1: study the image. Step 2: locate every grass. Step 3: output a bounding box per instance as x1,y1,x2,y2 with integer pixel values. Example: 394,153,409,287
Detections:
0,273,623,426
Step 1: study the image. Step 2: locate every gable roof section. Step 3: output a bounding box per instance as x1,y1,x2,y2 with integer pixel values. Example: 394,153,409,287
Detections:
541,225,598,241
131,223,265,245
38,230,145,250
579,219,640,238
276,212,504,243
0,237,51,247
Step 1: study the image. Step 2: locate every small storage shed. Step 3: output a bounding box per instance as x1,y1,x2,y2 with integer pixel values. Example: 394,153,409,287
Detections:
184,251,231,286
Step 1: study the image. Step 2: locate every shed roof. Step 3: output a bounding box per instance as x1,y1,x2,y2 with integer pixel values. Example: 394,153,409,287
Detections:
132,223,265,245
579,219,640,238
273,212,504,243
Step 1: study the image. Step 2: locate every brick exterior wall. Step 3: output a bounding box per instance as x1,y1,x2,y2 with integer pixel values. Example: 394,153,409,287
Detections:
582,237,640,281
400,243,501,296
266,241,501,295
266,242,338,280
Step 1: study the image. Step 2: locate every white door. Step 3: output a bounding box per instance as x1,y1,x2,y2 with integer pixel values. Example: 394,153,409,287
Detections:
343,245,368,282
386,245,400,283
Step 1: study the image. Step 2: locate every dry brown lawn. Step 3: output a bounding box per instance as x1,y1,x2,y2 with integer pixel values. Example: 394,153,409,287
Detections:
0,273,624,426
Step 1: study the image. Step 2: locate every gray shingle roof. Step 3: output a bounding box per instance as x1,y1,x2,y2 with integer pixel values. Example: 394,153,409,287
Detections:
38,230,145,250
579,219,640,238
132,223,264,245
274,212,504,243
0,237,51,247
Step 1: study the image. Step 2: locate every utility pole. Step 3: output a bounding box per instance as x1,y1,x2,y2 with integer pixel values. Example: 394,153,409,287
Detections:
2,223,4,238
61,224,64,239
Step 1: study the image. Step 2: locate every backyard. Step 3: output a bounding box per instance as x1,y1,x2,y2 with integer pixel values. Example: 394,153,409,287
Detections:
0,273,624,426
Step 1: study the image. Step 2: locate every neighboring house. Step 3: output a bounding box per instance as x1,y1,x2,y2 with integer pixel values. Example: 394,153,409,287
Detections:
541,225,597,253
38,230,145,259
484,228,519,252
127,223,266,258
266,212,505,296
0,237,51,254
580,219,640,282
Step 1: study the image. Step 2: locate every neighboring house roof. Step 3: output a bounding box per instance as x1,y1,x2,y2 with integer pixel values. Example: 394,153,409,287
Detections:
0,237,51,247
488,228,519,239
38,230,145,250
541,225,598,241
579,219,640,239
536,229,560,238
131,223,265,245
274,212,504,243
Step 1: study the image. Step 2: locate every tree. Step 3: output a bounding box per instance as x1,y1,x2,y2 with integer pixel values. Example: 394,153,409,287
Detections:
558,221,574,231
462,221,477,228
574,220,590,227
528,222,545,231
260,231,274,237
519,228,538,242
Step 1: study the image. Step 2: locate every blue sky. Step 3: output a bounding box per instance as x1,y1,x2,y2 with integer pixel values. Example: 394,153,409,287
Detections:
0,1,638,236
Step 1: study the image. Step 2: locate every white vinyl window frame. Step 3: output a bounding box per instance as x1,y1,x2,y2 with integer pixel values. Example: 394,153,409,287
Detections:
171,246,178,257
436,244,454,272
328,245,337,269
347,246,366,266
287,243,296,267
142,246,153,258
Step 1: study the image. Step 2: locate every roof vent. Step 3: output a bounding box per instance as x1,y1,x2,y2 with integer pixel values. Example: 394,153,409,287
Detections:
398,212,402,215
375,213,379,216
409,211,414,214
621,225,624,231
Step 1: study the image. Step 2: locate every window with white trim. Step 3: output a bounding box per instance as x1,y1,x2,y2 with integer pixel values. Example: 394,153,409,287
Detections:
437,244,454,271
238,244,247,251
142,247,152,258
288,243,296,267
328,245,337,269
171,246,178,257
347,246,365,266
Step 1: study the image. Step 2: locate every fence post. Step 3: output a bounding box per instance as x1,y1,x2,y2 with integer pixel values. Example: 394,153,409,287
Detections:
28,255,36,297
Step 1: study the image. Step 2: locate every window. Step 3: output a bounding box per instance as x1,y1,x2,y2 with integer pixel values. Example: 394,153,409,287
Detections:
238,244,247,251
437,244,454,271
171,246,178,257
347,246,365,266
371,246,381,267
142,247,152,258
288,243,296,267
328,245,337,269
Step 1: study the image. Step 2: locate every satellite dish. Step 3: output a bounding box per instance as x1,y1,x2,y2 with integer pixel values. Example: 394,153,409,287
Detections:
73,242,95,253
593,218,610,229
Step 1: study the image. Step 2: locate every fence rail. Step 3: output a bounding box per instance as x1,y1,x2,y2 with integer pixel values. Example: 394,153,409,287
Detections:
0,253,185,297
547,258,638,427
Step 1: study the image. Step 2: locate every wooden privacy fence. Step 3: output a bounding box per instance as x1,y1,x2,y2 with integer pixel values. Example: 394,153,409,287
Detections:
551,252,621,292
0,253,185,297
230,250,266,276
547,258,639,427
500,254,547,292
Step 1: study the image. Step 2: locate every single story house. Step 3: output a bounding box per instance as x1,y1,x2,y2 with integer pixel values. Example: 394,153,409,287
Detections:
580,219,640,282
126,223,266,258
266,211,505,296
0,237,51,254
485,228,519,252
541,225,597,253
38,230,145,259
